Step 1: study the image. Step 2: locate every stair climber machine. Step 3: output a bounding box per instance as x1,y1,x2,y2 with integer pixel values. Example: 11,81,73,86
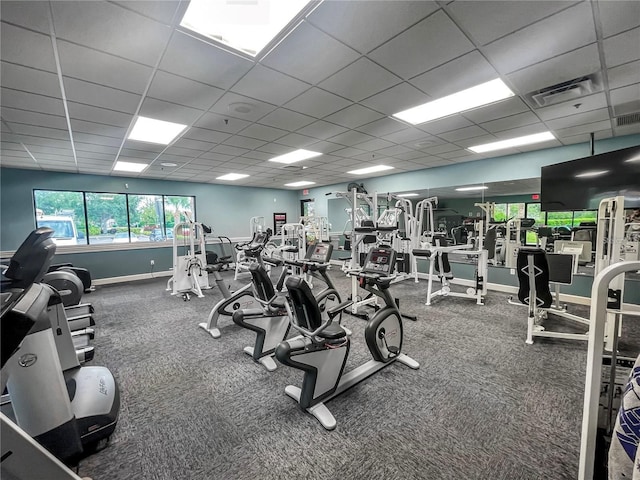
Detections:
231,242,341,372
275,246,420,430
198,231,272,338
1,227,120,475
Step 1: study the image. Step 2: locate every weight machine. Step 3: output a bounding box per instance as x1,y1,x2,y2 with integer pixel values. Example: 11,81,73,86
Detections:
166,211,211,300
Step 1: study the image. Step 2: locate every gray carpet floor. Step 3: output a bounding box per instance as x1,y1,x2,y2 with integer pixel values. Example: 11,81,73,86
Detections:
77,267,639,480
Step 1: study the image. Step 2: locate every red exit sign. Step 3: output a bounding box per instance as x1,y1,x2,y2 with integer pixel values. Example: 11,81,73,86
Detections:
531,194,540,200
302,189,309,195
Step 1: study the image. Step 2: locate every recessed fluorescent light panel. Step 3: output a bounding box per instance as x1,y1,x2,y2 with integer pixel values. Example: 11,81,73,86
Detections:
392,79,514,125
269,149,322,164
575,170,609,178
128,116,187,145
455,186,488,192
468,132,555,153
396,193,418,197
216,173,249,181
347,165,394,175
114,161,148,173
284,181,316,187
180,0,310,57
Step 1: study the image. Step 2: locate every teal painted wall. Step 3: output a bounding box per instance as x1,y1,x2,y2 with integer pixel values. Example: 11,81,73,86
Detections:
304,134,640,219
1,167,299,249
0,168,299,278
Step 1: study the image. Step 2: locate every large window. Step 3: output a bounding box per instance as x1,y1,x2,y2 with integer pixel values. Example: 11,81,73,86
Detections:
34,190,195,246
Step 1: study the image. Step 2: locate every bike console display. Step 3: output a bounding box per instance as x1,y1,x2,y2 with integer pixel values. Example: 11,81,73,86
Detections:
305,243,333,264
362,248,396,275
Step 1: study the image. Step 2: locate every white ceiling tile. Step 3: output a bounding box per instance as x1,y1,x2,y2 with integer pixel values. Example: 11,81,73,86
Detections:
307,1,439,54
613,123,640,136
545,107,611,130
353,138,395,152
75,142,119,155
210,144,250,157
222,135,267,150
494,124,554,140
70,119,126,138
296,121,349,140
183,127,231,144
394,150,428,161
369,10,474,80
172,138,215,152
73,133,122,147
231,65,310,106
421,143,460,155
480,112,541,133
1,62,61,97
610,83,640,108
196,151,233,162
119,148,158,160
193,112,251,134
139,97,204,125
318,58,402,102
462,97,531,123
0,1,51,34
1,107,67,129
535,92,608,121
507,44,601,95
258,109,315,131
113,1,180,25
67,102,133,127
62,77,141,114
439,125,489,142
273,133,317,149
417,115,473,135
4,123,68,141
598,0,640,38
330,146,369,158
1,22,57,72
410,50,499,98
241,151,273,161
381,128,435,144
608,60,640,90
355,117,407,138
209,92,276,122
360,82,430,116
121,140,165,153
284,88,353,118
447,1,577,46
323,105,385,129
261,22,359,84
161,145,202,157
1,88,65,116
238,123,288,142
256,143,298,155
147,70,225,110
327,130,375,147
555,120,613,138
76,151,115,162
306,141,344,154
51,1,171,66
603,27,640,68
483,2,596,74
159,31,253,88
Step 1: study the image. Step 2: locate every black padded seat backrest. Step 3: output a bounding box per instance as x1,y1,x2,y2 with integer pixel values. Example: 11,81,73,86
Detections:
361,219,377,244
3,227,56,291
516,247,552,308
285,276,323,331
249,263,275,302
485,227,497,259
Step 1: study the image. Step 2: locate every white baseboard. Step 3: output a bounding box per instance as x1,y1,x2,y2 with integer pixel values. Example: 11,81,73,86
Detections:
93,270,172,286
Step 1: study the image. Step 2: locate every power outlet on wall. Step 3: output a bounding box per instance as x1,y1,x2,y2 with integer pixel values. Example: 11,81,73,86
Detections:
150,260,155,266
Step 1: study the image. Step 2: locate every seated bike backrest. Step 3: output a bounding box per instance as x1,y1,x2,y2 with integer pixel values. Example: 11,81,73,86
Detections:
285,276,323,332
516,247,552,308
248,262,276,302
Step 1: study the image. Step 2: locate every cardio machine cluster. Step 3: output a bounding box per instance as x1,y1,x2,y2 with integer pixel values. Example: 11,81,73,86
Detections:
201,234,420,431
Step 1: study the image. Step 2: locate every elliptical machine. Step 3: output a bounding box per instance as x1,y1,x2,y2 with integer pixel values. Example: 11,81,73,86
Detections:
275,246,420,430
198,232,271,338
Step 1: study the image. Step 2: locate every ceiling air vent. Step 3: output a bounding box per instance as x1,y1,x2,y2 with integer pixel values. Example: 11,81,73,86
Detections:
616,113,640,127
527,73,602,108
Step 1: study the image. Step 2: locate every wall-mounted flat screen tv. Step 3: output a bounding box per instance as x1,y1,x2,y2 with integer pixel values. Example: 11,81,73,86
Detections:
541,145,640,211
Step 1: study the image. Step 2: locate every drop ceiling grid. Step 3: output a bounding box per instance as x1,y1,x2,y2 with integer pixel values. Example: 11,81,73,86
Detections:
0,1,638,190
